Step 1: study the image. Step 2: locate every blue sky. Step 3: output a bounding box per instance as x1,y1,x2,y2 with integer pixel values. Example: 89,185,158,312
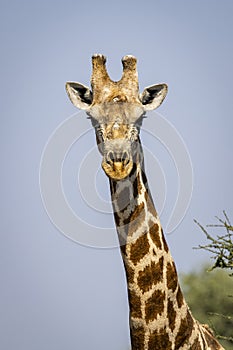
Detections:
1,1,233,349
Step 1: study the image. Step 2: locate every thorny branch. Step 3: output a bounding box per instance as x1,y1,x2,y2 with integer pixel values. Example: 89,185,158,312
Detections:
195,211,233,344
194,211,233,274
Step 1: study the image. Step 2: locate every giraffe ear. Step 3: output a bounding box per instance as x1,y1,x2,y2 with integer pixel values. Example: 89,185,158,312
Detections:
140,84,168,111
66,82,93,110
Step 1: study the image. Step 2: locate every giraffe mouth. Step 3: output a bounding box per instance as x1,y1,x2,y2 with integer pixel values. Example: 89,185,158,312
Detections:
102,156,133,180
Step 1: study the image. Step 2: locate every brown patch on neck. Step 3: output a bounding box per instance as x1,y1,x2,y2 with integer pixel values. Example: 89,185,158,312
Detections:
190,337,202,349
175,311,194,348
166,261,178,292
130,232,150,265
149,222,162,250
130,325,145,350
125,201,145,237
116,186,130,211
176,286,184,308
109,178,117,196
145,289,165,323
161,229,169,253
148,329,172,350
123,262,134,284
113,211,121,227
167,298,176,332
137,257,164,293
128,289,142,319
119,242,127,256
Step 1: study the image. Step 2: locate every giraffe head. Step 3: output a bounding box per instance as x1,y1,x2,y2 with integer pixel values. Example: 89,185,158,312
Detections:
66,54,168,180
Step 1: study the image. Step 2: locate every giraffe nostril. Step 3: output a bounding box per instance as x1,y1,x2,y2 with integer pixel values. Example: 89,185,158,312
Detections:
106,151,115,165
106,150,130,166
121,151,130,165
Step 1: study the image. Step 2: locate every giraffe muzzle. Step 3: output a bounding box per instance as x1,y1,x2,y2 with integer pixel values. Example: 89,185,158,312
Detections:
102,150,133,180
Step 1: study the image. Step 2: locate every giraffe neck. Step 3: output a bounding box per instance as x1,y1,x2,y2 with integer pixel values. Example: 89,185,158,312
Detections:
109,147,222,350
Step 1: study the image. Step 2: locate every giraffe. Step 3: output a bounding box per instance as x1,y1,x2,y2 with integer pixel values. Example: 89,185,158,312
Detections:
66,54,224,350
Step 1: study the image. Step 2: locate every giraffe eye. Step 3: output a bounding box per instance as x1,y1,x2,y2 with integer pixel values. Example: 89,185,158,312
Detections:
97,128,104,139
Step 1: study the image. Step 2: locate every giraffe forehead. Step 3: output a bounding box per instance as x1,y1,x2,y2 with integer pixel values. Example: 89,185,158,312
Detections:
105,121,129,135
89,101,144,124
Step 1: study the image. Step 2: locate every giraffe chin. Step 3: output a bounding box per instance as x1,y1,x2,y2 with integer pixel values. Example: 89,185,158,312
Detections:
102,160,133,181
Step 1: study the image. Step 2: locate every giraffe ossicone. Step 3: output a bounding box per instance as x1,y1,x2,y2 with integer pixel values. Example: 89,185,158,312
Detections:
66,55,224,350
